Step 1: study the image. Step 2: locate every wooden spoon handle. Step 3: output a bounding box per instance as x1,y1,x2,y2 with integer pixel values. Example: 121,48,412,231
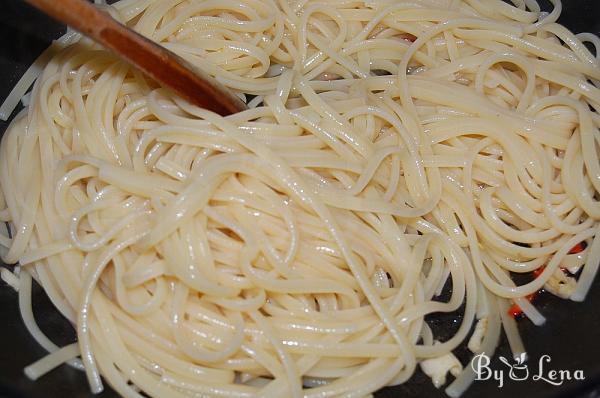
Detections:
24,0,247,116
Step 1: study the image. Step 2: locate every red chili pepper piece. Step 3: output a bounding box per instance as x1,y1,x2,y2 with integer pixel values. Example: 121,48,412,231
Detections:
508,303,523,318
509,267,545,318
533,266,545,278
568,242,586,254
401,33,417,42
508,293,537,318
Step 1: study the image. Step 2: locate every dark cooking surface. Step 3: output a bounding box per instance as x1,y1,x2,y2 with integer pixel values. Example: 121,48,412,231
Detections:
1,0,600,397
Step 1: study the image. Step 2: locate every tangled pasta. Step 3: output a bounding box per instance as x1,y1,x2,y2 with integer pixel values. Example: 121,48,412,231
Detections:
0,0,599,397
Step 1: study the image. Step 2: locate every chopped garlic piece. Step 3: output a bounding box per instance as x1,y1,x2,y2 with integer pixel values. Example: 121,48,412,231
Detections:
468,317,488,353
545,268,576,299
420,349,463,388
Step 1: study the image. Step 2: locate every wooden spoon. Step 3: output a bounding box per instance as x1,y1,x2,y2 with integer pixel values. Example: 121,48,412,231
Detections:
24,0,247,116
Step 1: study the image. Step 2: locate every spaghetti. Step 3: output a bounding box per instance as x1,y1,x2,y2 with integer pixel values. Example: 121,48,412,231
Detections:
0,0,599,397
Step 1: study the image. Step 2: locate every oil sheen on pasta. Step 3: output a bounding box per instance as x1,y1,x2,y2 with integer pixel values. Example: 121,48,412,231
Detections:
0,0,599,397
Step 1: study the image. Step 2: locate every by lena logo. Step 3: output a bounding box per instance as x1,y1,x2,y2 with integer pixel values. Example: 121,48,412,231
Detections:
471,352,585,388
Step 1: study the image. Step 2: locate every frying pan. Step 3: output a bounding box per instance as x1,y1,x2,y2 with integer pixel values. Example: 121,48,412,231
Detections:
0,0,599,397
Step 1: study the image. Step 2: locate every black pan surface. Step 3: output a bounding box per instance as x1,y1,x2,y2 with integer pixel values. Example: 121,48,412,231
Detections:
0,1,599,397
